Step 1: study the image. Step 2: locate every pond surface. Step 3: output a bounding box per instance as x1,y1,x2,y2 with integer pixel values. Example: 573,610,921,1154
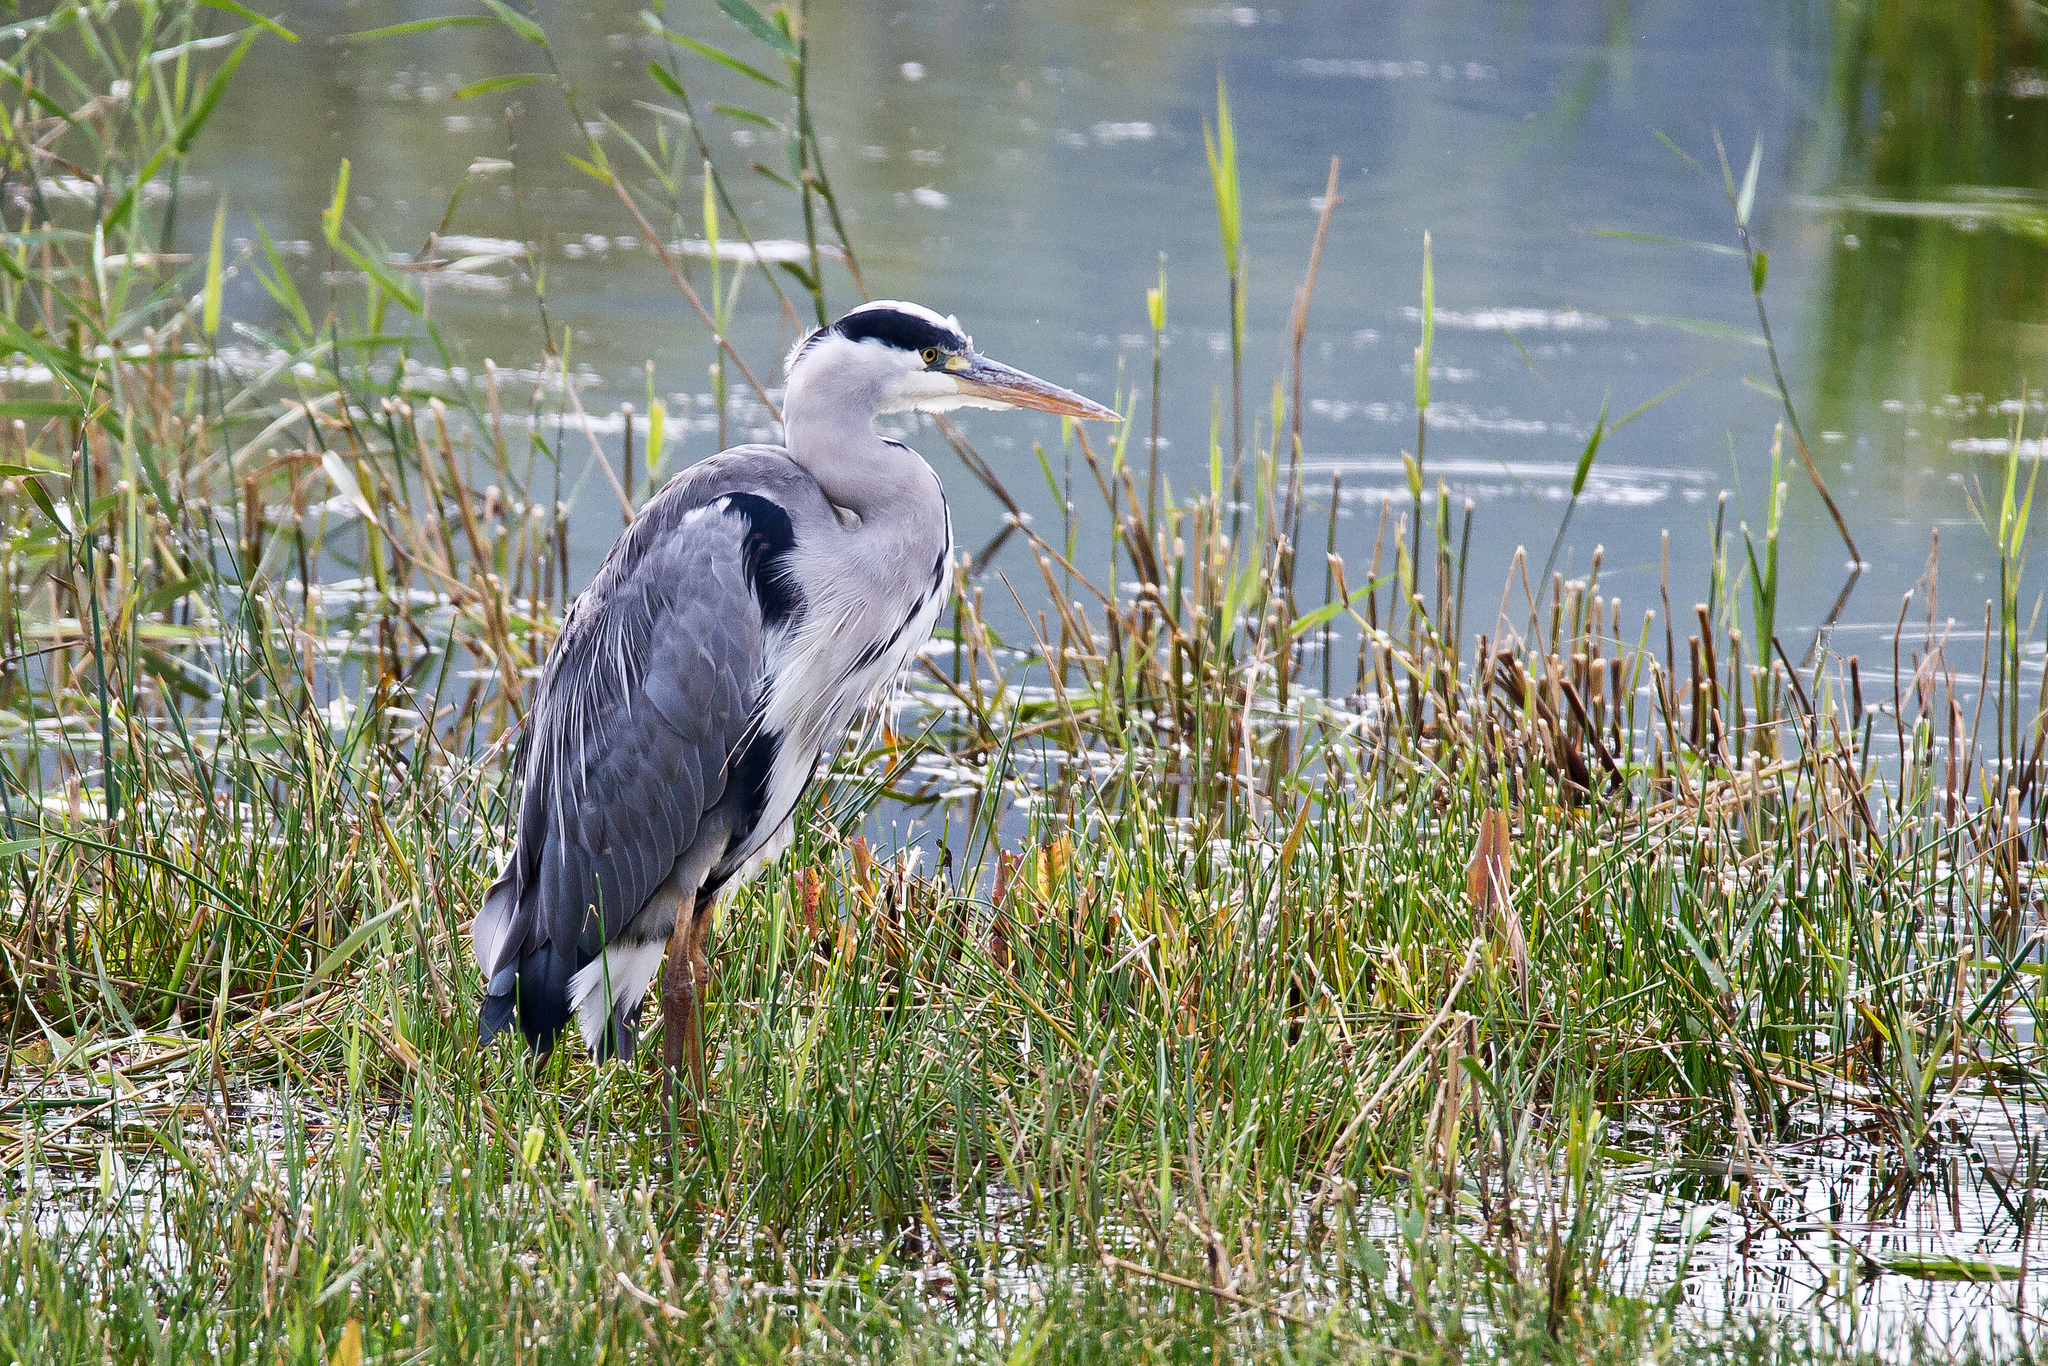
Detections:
192,0,2048,649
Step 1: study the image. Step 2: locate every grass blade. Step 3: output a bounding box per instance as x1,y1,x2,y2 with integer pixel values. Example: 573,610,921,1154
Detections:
202,200,226,337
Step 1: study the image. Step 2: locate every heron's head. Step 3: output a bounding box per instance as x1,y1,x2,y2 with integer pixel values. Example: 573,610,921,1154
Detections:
783,300,1118,425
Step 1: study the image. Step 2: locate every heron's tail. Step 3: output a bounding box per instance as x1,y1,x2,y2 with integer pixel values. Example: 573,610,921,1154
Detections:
472,868,523,984
478,970,518,1043
475,868,527,1046
473,870,574,1053
476,947,575,1053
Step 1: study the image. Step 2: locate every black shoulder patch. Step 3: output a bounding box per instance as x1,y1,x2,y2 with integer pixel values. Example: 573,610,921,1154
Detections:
721,492,803,628
834,306,966,356
713,723,781,885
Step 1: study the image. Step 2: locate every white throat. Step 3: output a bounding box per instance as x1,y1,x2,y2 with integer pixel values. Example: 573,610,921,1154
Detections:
781,336,945,518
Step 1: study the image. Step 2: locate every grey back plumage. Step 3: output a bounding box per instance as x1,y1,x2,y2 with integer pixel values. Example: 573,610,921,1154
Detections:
474,449,834,1054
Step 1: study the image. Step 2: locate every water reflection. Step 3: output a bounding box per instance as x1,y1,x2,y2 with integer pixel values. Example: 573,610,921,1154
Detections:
1807,1,2048,441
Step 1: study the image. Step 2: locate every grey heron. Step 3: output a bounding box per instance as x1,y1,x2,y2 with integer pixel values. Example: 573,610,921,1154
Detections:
472,300,1118,1090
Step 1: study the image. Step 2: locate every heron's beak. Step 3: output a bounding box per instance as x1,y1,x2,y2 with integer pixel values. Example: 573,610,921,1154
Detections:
948,353,1120,421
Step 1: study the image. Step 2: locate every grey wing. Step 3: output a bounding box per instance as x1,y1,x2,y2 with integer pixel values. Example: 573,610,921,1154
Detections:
472,493,770,1052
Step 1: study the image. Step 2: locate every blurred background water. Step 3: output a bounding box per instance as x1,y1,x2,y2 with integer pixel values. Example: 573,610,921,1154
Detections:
191,0,2048,656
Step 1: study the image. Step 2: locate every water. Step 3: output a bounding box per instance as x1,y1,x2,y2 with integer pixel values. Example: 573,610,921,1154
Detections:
186,0,2048,647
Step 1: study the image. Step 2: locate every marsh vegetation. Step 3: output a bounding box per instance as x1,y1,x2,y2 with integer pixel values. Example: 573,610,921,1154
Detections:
3,3,2048,1361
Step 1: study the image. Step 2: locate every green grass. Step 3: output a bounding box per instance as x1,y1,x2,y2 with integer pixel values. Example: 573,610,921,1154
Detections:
0,3,2045,1362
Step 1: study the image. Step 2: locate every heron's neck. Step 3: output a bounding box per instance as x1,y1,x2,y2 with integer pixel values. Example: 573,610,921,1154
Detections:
783,403,942,526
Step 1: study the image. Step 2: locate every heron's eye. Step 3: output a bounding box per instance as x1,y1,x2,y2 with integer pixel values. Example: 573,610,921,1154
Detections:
921,348,939,365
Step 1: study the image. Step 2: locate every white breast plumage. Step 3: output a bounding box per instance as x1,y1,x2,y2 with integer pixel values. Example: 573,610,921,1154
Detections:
717,522,953,886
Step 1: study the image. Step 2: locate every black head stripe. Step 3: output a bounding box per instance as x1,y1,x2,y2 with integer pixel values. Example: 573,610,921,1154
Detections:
833,305,966,356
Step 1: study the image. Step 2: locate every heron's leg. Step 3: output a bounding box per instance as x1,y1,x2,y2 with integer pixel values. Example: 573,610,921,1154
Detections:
651,826,728,1103
681,892,718,1094
659,904,698,1099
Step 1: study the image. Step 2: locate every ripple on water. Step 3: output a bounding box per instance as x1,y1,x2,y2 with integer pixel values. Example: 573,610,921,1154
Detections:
1303,454,1708,508
1401,305,1612,332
